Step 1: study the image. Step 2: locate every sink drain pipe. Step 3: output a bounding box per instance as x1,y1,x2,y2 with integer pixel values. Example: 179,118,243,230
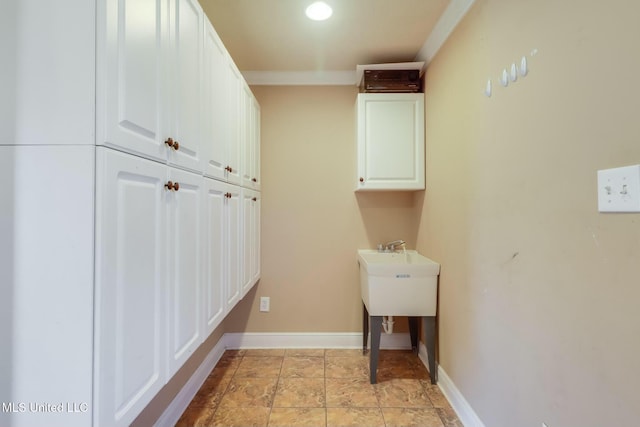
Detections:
382,316,394,334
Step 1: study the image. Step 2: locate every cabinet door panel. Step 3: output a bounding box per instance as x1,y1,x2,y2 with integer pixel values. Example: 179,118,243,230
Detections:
242,189,260,297
98,0,168,162
167,167,202,375
94,148,167,427
226,185,242,308
169,0,203,172
203,21,229,181
356,93,425,190
203,178,226,334
225,63,242,185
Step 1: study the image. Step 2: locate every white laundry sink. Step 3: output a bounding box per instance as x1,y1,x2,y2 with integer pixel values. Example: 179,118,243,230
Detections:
358,249,440,316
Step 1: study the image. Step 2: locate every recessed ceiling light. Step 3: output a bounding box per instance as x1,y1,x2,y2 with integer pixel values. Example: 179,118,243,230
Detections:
305,1,333,21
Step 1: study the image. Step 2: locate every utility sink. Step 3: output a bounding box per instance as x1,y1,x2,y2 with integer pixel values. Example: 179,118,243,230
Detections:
358,249,440,316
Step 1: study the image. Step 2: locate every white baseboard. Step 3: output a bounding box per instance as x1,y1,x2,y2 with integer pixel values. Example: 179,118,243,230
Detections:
224,331,413,350
157,332,485,427
153,337,227,427
435,363,486,427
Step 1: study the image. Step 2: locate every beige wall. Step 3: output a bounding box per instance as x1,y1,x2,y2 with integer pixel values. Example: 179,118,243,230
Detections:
225,85,421,333
417,0,640,426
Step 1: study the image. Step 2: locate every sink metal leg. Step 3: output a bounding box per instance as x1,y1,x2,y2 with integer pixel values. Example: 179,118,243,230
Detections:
362,302,369,355
423,316,438,384
408,317,419,355
369,315,383,384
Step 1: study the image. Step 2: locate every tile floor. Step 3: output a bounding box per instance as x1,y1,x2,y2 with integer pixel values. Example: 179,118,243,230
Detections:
176,349,463,427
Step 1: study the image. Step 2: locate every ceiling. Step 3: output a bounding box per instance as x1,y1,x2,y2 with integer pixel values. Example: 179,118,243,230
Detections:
200,0,464,84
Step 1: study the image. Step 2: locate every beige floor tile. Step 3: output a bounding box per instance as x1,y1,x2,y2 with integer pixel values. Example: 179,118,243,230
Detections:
235,356,284,378
175,405,216,427
383,407,445,427
177,348,463,427
325,378,378,408
325,357,369,379
244,349,286,357
326,407,385,427
421,381,452,409
284,349,325,357
325,349,366,358
375,379,432,408
273,377,325,408
209,406,270,427
281,356,325,378
188,374,232,408
268,408,326,427
436,407,465,427
219,377,278,408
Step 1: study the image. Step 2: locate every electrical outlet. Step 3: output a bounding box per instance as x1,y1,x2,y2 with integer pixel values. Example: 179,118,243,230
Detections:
597,165,640,212
259,297,270,312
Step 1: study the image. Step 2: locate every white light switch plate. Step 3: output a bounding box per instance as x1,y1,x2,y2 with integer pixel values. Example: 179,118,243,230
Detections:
597,165,640,212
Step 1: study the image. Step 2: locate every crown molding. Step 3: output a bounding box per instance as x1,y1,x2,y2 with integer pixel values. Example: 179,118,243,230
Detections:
414,0,476,65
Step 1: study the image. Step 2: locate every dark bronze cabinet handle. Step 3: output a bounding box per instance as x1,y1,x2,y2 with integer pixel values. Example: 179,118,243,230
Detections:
252,197,257,202
225,166,233,173
164,181,180,191
252,178,257,182
359,177,364,183
164,138,180,151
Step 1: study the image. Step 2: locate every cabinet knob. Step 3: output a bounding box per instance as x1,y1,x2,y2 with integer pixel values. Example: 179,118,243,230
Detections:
252,197,257,202
164,138,180,151
359,177,364,183
225,166,233,173
164,180,180,191
252,178,257,183
225,192,232,198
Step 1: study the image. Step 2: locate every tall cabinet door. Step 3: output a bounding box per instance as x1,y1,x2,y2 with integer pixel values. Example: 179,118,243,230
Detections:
97,0,169,162
166,167,203,375
203,20,229,181
94,148,167,427
202,178,226,334
225,62,242,185
242,189,261,297
168,0,203,173
226,185,242,309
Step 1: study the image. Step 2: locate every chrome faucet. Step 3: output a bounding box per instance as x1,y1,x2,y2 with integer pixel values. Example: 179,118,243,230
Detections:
381,240,406,252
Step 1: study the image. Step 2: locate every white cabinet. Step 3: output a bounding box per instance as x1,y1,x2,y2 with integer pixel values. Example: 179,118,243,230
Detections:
224,62,243,185
167,167,203,375
242,84,261,190
202,179,226,335
98,0,204,173
4,2,260,426
203,20,230,182
202,178,242,330
168,0,204,172
94,148,168,427
1,0,95,145
97,0,168,162
242,189,261,297
0,146,94,427
356,93,425,191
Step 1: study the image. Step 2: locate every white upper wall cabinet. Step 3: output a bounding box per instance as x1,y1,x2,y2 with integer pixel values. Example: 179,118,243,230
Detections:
356,93,425,191
1,0,95,145
203,20,231,181
168,0,204,173
97,0,205,174
97,0,168,162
